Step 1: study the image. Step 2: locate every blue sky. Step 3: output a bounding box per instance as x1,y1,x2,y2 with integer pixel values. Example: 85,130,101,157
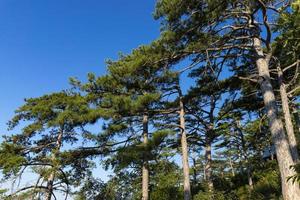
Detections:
0,0,159,135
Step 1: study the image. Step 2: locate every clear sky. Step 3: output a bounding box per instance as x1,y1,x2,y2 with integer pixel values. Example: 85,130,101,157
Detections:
0,0,159,136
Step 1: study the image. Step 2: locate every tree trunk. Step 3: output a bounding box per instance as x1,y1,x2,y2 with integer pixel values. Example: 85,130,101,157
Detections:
277,67,299,162
254,37,300,200
191,156,198,186
247,167,253,190
205,95,215,192
178,87,191,200
142,113,149,200
235,121,253,189
45,174,54,200
204,140,213,191
229,157,235,177
45,130,63,200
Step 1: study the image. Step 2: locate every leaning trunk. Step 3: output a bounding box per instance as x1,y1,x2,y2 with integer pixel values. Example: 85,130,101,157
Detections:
277,67,299,161
45,130,63,200
142,113,149,200
254,37,300,200
178,87,191,200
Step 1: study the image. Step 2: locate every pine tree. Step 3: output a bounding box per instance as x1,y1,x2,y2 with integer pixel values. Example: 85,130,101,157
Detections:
273,3,300,161
74,45,175,200
0,91,95,199
185,63,238,193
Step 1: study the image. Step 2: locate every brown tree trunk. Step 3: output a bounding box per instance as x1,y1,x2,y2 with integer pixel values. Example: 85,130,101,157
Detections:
142,114,149,200
277,67,299,161
204,140,213,192
45,130,63,200
178,87,191,200
254,37,300,200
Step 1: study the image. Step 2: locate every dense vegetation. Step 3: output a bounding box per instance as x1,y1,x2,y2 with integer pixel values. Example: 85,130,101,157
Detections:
1,0,300,200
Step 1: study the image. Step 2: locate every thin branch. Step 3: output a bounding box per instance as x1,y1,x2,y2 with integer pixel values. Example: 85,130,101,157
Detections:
234,75,258,83
288,85,300,96
282,60,300,72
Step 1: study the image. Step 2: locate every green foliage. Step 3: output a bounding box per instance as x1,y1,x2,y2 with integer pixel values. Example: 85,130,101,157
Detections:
150,161,183,200
193,191,228,200
105,129,173,171
249,162,281,199
74,177,106,200
0,189,8,199
287,163,300,185
0,91,97,198
0,143,25,177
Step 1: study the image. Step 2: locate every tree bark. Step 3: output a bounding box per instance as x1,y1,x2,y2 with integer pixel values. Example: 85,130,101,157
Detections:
254,37,300,200
277,67,299,162
204,141,213,191
204,95,215,192
178,87,191,200
45,130,63,200
228,157,235,177
246,166,253,190
142,113,149,200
